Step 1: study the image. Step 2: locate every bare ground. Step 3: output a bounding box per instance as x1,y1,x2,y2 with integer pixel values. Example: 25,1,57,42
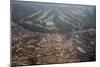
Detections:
11,29,96,66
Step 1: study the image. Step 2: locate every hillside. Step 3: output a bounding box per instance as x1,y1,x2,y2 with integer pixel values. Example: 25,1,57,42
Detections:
11,1,96,66
11,1,96,32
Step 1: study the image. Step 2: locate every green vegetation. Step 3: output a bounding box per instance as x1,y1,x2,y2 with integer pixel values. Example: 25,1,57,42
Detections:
12,1,96,33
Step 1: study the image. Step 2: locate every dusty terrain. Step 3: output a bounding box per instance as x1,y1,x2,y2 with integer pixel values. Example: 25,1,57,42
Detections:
12,29,96,66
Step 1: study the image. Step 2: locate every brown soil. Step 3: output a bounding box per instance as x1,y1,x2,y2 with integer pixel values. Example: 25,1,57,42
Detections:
11,29,96,66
